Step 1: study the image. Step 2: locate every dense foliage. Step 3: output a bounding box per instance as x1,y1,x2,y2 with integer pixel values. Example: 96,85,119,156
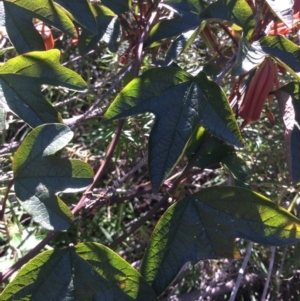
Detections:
1,0,300,300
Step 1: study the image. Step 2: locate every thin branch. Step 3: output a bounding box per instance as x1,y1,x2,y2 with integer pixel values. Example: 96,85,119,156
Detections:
68,63,134,130
261,246,276,301
0,141,20,155
113,154,148,189
229,241,254,301
72,119,125,215
275,246,287,301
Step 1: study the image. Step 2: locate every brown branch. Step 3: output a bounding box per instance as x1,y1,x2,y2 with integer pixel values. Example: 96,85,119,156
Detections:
72,119,125,215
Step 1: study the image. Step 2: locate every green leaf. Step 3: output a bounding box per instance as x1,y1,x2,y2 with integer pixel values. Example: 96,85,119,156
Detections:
13,124,93,231
0,49,87,128
100,0,131,14
165,25,203,65
4,2,45,53
140,186,300,295
265,0,294,28
232,38,266,76
259,35,300,80
78,4,120,55
221,153,249,187
0,243,158,301
145,1,201,47
4,0,77,53
186,126,235,169
55,0,97,34
104,67,243,192
200,0,255,40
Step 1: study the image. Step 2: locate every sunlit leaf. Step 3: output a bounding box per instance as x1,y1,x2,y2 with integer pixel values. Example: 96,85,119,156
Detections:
0,49,87,128
265,0,293,28
259,35,300,80
104,67,242,191
13,124,93,230
141,186,300,295
0,243,158,301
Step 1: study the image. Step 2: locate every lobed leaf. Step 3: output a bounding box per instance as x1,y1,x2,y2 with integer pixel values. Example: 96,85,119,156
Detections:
0,243,158,301
0,49,87,128
186,126,235,165
199,0,255,40
265,0,294,28
13,124,93,231
4,0,77,53
165,26,203,65
54,0,97,34
222,153,249,187
78,4,120,55
141,186,300,295
145,1,201,47
104,66,243,192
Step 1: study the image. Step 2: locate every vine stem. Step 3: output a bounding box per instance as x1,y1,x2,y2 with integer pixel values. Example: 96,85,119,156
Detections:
228,241,254,301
